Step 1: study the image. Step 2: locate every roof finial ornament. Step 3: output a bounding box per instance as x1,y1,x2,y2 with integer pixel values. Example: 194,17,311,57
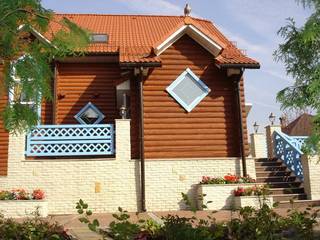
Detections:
184,3,191,17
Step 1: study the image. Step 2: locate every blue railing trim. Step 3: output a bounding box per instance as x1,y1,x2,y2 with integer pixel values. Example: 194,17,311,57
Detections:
26,124,114,157
273,130,305,180
274,131,304,154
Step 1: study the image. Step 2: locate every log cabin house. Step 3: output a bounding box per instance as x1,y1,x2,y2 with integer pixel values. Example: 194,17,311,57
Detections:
0,11,260,214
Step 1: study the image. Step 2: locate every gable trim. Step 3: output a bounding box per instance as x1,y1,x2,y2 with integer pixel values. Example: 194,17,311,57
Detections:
18,25,55,48
154,24,223,57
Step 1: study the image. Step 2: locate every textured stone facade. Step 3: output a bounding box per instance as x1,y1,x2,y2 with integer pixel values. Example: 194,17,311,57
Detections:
0,201,48,218
250,133,268,159
0,119,256,214
301,155,320,200
198,183,257,210
265,125,282,158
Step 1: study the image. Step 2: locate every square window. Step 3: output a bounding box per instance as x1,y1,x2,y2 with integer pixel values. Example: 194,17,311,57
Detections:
166,68,211,112
74,102,105,124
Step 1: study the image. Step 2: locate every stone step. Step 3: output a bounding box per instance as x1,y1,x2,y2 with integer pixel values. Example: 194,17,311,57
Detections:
256,171,292,177
256,176,297,183
269,187,305,195
255,161,283,167
255,166,288,172
255,158,279,162
266,181,302,188
277,199,320,208
273,193,307,202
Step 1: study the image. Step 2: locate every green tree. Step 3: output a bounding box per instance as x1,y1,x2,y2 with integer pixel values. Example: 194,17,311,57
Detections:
0,0,90,133
275,0,320,154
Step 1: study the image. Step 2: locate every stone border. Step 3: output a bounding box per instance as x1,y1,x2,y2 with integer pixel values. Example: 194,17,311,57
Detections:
198,183,257,210
0,200,48,218
234,196,273,209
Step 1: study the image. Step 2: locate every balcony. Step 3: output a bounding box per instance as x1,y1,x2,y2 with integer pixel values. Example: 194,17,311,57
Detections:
25,124,114,157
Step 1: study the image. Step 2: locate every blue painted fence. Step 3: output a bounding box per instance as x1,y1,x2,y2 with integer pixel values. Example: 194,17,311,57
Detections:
26,124,114,156
273,130,307,180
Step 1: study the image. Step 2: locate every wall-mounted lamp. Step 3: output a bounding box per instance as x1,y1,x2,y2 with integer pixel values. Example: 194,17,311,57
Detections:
119,93,128,119
134,67,149,77
253,122,259,133
269,112,276,125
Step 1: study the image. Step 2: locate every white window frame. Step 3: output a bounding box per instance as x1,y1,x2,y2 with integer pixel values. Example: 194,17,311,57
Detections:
74,102,105,125
166,68,211,112
8,65,42,122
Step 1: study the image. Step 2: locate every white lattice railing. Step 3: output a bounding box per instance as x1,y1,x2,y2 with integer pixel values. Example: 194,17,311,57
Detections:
273,130,307,180
26,124,114,157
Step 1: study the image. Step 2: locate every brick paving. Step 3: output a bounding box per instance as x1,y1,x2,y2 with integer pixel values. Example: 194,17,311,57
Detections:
50,208,320,240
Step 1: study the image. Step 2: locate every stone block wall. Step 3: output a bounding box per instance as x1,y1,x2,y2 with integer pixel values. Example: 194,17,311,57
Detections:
0,119,256,214
301,154,320,200
250,133,268,158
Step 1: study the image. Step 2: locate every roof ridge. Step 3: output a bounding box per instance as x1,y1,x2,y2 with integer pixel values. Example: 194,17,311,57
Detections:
54,13,212,22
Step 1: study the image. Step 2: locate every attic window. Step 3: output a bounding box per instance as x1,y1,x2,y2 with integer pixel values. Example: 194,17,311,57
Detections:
74,102,105,124
91,34,108,43
166,68,210,112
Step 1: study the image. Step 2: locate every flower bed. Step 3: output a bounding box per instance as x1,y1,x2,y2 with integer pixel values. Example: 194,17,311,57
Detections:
0,189,47,218
201,174,256,184
233,185,273,209
198,174,257,210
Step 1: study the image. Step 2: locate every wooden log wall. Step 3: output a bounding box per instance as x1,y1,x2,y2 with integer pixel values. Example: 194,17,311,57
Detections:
0,65,9,175
143,35,249,159
55,63,119,124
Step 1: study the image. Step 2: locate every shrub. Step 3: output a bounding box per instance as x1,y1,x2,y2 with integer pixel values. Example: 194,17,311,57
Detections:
77,200,319,240
0,211,70,239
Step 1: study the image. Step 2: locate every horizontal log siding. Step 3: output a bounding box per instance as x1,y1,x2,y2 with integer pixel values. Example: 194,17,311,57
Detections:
143,35,248,159
0,65,9,175
55,63,118,124
41,101,53,124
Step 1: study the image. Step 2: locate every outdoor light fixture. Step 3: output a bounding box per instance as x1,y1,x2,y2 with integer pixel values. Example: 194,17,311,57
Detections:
119,93,128,119
269,112,276,125
253,122,259,133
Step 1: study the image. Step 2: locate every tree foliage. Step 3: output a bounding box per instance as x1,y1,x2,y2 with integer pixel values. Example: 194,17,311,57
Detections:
0,0,90,133
275,0,320,154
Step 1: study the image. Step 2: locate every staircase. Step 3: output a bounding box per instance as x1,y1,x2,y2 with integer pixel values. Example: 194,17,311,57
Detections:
255,158,320,208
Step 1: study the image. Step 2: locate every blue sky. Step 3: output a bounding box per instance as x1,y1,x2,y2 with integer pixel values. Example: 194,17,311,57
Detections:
42,0,311,133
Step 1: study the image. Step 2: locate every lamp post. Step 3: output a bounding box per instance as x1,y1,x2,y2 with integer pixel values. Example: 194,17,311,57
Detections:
269,113,276,125
253,122,259,133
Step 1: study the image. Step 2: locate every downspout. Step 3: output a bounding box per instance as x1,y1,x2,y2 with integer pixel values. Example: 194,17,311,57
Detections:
52,63,57,124
234,69,247,177
138,67,146,212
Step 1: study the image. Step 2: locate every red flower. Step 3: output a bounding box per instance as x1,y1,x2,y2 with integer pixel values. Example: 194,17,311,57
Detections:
234,187,245,196
32,189,45,200
224,174,238,183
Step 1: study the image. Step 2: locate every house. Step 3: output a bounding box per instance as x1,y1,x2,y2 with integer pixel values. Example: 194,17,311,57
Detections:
0,11,260,214
282,113,314,136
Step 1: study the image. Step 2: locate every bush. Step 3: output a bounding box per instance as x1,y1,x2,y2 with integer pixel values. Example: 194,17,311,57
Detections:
77,199,319,240
0,211,69,240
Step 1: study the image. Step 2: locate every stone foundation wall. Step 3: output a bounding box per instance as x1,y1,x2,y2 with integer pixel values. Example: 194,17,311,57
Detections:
0,120,256,214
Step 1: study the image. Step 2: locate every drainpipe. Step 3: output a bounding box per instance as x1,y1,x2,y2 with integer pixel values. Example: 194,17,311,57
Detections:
138,67,146,212
234,69,247,177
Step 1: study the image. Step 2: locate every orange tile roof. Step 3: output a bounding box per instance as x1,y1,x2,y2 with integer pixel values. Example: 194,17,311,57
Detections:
48,14,259,67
